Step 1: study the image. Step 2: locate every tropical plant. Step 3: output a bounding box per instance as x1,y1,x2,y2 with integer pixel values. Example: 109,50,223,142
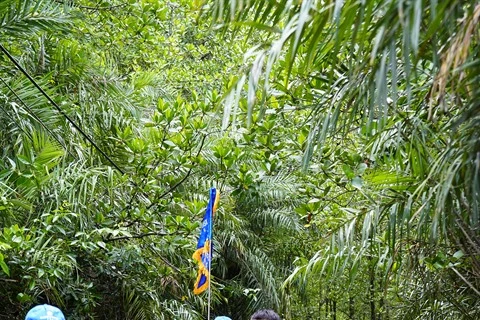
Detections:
205,0,480,318
1,1,306,319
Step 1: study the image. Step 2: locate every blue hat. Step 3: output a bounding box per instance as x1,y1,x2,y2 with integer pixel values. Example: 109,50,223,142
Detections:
215,317,232,320
25,304,65,320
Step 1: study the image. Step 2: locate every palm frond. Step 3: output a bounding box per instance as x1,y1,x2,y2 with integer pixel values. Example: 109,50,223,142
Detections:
0,0,71,37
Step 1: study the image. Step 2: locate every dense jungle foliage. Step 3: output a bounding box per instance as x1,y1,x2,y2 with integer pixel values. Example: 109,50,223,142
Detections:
0,0,479,319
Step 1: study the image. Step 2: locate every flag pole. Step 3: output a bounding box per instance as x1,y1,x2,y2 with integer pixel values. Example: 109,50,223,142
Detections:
207,242,212,320
207,188,215,320
207,192,214,320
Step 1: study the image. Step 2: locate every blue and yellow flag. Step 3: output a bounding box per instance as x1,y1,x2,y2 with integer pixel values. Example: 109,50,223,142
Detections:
193,188,220,294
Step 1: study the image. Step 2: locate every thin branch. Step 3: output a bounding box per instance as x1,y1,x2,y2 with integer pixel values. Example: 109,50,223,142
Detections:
0,279,18,283
451,266,480,297
52,0,128,11
104,231,168,243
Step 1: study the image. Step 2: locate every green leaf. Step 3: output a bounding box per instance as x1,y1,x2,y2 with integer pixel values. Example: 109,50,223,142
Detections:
342,164,355,179
453,250,464,260
0,253,9,276
357,163,368,174
16,293,32,303
351,176,363,189
96,241,106,249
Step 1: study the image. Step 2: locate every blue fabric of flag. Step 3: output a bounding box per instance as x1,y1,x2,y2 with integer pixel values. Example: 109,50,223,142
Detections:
193,188,218,294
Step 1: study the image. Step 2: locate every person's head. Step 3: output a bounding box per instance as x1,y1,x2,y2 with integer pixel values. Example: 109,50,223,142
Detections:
251,309,281,320
25,304,65,320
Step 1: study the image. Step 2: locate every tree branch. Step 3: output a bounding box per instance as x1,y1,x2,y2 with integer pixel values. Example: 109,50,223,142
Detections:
52,0,128,11
146,133,207,209
104,231,168,243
